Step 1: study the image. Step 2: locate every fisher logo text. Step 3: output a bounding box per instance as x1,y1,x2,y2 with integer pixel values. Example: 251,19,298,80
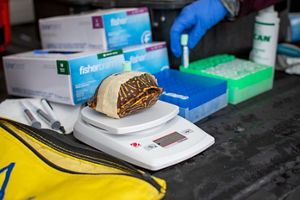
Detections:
111,18,128,26
79,64,103,75
130,55,146,64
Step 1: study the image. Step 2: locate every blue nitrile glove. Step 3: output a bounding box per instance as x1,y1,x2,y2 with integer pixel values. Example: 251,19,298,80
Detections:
170,0,229,57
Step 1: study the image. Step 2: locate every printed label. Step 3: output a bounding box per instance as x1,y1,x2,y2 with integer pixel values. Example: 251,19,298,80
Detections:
110,17,128,27
70,53,125,104
56,60,70,75
97,49,123,59
126,7,148,15
254,33,271,42
40,23,61,31
141,31,152,44
144,143,158,151
255,21,275,26
251,21,278,66
92,16,103,29
124,43,169,74
181,129,194,135
146,43,167,52
103,9,152,49
130,54,146,64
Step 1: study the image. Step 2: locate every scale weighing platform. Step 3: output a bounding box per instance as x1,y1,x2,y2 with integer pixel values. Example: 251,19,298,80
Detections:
74,101,215,170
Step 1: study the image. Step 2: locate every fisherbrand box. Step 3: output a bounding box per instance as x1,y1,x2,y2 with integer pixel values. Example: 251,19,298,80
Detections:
3,50,125,105
123,42,170,74
39,8,152,51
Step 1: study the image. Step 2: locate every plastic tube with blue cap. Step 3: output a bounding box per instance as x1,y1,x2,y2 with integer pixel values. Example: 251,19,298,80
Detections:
181,34,189,68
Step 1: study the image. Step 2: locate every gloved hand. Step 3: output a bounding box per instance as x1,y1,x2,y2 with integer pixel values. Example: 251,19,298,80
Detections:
170,0,228,57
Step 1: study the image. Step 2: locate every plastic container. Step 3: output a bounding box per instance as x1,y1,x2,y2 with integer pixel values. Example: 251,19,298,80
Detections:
154,69,227,123
249,6,280,67
180,54,274,104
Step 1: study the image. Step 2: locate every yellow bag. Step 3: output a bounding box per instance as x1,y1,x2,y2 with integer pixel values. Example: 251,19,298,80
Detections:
0,118,166,200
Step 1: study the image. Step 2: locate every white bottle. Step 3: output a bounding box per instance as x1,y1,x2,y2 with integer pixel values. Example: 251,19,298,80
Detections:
250,6,280,67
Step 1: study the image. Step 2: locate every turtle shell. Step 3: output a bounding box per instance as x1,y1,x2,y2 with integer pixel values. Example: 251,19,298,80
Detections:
88,71,163,118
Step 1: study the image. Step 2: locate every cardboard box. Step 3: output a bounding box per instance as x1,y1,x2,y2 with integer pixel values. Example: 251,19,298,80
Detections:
123,42,170,74
39,7,152,51
3,49,125,105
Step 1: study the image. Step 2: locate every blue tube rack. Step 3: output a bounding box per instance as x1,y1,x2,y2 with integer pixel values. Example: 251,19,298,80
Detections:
154,69,228,123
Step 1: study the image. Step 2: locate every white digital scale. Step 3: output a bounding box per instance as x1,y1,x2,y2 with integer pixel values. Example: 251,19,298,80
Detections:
73,101,215,170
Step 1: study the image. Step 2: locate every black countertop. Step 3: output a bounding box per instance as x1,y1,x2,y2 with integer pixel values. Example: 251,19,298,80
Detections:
1,23,300,200
153,72,300,200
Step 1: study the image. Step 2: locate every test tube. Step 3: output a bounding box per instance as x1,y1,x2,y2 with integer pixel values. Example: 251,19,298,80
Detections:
181,34,189,68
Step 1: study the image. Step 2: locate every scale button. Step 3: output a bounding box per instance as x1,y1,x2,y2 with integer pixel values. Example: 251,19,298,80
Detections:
144,143,158,151
130,142,141,148
182,129,193,135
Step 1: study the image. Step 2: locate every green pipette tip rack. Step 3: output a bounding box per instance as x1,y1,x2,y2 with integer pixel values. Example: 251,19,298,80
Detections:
180,54,274,104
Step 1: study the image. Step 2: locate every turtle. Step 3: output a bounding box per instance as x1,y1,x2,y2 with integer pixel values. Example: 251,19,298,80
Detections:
88,71,163,118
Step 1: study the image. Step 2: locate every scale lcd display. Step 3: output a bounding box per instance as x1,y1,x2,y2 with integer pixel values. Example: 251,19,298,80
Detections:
153,132,187,147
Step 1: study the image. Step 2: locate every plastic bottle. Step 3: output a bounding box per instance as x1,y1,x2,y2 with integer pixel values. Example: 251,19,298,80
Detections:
181,34,189,68
250,6,280,67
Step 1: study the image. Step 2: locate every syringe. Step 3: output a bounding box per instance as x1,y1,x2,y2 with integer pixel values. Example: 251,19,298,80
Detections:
20,101,41,129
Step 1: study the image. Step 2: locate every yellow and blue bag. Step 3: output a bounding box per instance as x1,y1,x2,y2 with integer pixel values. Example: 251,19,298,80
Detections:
0,118,166,199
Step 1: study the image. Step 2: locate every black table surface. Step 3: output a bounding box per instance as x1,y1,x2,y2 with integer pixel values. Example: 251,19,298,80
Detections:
153,71,300,200
1,23,300,200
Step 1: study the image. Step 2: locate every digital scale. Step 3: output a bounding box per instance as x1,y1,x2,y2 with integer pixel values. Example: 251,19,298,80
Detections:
73,101,215,170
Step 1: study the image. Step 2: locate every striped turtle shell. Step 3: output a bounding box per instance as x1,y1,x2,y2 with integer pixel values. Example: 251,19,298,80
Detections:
88,71,163,118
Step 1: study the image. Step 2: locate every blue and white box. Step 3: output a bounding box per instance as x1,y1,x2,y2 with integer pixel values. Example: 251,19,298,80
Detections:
3,50,125,105
123,42,170,74
39,8,152,51
154,69,228,123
